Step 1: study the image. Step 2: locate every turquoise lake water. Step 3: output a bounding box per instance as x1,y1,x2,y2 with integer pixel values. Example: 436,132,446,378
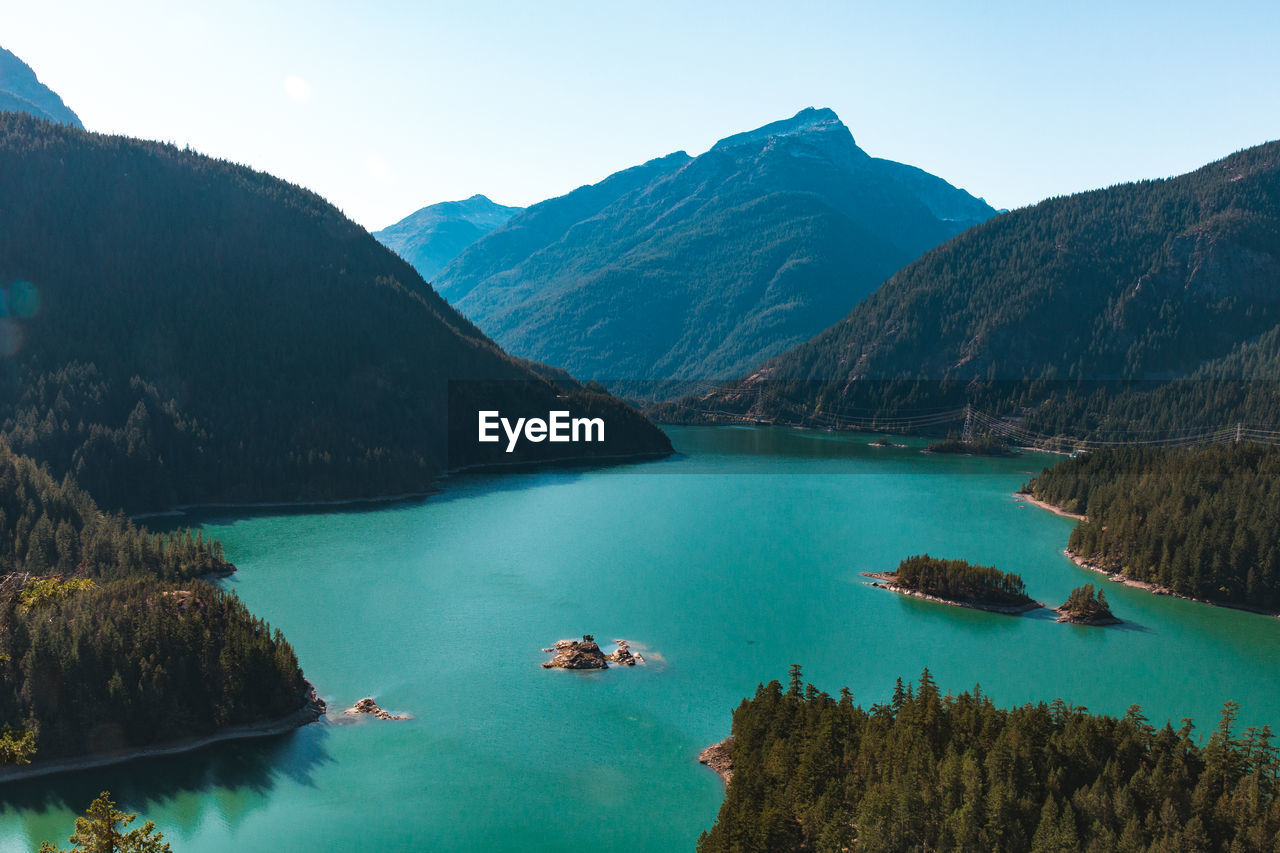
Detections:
4,426,1280,851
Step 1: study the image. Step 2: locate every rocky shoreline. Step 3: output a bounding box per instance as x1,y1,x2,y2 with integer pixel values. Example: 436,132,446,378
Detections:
698,737,734,786
1065,550,1280,618
1015,491,1086,521
863,572,1044,615
0,682,326,785
1019,494,1280,618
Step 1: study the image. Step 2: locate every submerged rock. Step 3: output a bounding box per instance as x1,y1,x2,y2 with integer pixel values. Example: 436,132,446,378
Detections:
344,697,411,720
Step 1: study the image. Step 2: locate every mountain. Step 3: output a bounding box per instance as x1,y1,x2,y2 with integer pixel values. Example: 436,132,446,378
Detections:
678,139,1280,435
0,113,669,514
0,46,82,128
374,194,522,281
434,108,995,397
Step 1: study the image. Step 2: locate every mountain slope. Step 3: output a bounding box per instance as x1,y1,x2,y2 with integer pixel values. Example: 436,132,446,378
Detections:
682,139,1280,432
0,46,82,128
0,114,669,513
374,194,522,281
435,108,994,395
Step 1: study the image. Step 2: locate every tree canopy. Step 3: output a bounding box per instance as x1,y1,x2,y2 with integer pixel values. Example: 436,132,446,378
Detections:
1027,444,1280,609
700,670,1280,852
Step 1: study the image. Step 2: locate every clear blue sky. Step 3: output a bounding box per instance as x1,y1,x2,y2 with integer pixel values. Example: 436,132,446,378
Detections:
4,0,1279,229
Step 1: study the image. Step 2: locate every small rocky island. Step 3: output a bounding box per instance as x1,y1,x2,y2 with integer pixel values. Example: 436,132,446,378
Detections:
542,635,645,669
344,697,411,720
1055,584,1121,625
866,554,1042,615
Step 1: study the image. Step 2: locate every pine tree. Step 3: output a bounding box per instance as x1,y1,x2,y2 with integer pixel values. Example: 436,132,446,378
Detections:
39,791,172,853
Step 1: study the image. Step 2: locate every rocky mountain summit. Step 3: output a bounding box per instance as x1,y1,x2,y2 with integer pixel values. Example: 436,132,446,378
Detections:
435,107,994,397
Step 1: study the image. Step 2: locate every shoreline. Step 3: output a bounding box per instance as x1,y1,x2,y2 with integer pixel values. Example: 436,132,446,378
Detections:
862,573,1043,615
698,737,733,786
1065,550,1280,618
447,448,672,475
131,449,673,521
651,419,1076,457
1020,493,1280,618
131,490,442,521
0,683,326,785
1014,491,1086,521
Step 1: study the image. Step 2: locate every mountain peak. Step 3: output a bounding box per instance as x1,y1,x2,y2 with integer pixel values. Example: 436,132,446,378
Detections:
374,194,523,281
0,45,83,128
710,107,854,153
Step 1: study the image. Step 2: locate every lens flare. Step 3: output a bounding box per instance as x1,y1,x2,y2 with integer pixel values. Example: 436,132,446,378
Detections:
10,281,38,318
0,317,22,357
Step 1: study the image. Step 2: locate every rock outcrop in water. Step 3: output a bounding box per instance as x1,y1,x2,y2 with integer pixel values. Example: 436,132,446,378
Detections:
607,639,644,666
542,635,609,669
541,635,645,669
344,697,411,720
699,737,734,785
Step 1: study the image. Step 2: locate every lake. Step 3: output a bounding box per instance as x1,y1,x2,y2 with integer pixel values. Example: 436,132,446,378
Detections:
4,426,1279,851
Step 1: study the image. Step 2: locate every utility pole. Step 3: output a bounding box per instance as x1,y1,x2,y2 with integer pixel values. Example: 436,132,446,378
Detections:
1236,422,1242,444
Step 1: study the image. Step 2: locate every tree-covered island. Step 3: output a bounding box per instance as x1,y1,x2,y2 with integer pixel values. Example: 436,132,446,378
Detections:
1056,584,1120,625
866,554,1040,614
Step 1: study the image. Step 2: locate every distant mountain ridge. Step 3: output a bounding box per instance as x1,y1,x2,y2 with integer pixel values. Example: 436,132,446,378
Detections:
434,108,995,397
676,138,1280,437
0,46,82,128
375,194,522,281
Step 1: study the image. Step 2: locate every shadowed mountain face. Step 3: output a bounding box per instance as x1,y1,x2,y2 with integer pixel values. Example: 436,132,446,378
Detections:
0,46,82,128
679,139,1280,435
0,114,669,514
434,108,994,397
375,194,523,282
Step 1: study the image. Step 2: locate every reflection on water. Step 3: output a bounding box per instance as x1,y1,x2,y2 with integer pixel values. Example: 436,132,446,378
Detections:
2,725,330,851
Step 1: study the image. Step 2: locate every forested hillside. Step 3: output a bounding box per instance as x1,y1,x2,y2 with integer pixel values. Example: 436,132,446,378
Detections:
0,439,308,766
700,671,1280,852
1026,444,1280,609
436,108,993,395
0,113,669,514
679,139,1280,434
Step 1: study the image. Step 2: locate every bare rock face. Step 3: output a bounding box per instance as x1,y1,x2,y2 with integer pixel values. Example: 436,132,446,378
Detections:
344,697,411,720
541,635,609,669
699,737,734,785
607,639,645,666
